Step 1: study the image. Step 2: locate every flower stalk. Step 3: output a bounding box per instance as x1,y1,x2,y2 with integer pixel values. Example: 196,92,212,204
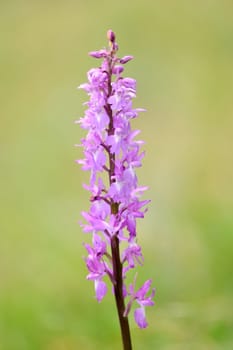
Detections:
77,30,155,350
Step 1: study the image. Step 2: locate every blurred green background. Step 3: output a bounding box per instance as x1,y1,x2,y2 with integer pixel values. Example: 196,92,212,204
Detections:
1,0,233,349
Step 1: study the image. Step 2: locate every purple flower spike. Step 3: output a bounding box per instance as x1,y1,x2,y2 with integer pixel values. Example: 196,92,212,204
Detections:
77,30,155,342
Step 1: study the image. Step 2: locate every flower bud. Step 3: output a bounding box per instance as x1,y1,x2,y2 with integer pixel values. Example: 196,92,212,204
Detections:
89,50,107,58
112,65,124,75
120,55,134,64
107,29,116,43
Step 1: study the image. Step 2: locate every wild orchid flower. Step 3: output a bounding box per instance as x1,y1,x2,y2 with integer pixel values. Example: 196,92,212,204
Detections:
77,30,155,350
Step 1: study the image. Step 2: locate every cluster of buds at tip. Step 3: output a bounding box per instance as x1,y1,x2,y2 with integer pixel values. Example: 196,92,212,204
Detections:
76,30,155,328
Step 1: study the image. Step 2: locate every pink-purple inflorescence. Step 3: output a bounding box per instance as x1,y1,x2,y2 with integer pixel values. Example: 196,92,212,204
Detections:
77,30,155,329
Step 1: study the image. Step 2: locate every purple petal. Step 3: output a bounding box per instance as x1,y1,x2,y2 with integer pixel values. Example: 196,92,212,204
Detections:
95,280,107,302
136,279,153,299
134,307,148,328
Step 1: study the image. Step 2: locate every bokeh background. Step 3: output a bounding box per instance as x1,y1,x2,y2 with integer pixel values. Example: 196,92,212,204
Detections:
1,1,233,349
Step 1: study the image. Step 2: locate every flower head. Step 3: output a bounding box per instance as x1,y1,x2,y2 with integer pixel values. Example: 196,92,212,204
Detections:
77,30,155,328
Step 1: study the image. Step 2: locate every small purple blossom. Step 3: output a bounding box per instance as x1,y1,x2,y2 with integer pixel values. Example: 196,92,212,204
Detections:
77,30,155,334
127,279,155,328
